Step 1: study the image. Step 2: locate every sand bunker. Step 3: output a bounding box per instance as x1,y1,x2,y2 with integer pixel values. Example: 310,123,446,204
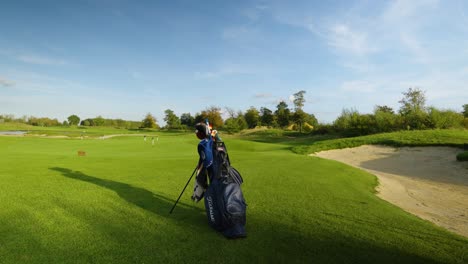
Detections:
313,145,468,238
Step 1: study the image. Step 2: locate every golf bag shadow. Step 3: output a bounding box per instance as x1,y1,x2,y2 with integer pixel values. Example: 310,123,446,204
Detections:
204,141,247,239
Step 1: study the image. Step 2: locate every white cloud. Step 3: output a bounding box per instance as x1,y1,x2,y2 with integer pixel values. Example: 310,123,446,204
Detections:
399,33,430,64
327,24,377,56
383,0,439,23
17,54,68,66
0,77,15,87
254,93,272,99
1,70,92,94
241,4,268,21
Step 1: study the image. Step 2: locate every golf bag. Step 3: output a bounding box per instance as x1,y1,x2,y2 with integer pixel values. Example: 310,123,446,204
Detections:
204,141,247,238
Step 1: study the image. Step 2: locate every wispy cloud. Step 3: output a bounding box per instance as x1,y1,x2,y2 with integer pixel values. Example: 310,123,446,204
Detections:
327,24,376,56
399,33,430,63
17,54,68,66
383,0,439,23
266,0,446,69
381,0,440,64
0,77,15,87
241,4,268,21
254,93,272,99
2,70,90,94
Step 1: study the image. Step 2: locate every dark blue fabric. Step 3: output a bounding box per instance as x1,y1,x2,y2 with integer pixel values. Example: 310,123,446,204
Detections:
197,137,213,169
203,173,247,238
204,178,224,231
223,224,246,239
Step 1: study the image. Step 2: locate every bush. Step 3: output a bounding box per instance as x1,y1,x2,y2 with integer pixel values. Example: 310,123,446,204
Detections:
463,118,468,128
428,108,464,129
456,151,468,161
333,109,377,136
312,123,335,135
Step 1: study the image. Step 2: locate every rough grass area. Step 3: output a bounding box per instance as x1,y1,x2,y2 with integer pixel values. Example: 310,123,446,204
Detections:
0,131,467,263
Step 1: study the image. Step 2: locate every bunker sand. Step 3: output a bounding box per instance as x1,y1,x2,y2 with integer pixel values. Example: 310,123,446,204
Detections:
313,145,468,238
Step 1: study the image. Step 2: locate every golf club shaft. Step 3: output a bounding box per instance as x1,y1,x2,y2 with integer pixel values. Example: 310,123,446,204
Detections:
169,166,198,214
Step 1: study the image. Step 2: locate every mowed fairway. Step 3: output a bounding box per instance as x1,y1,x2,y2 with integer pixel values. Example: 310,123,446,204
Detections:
0,133,467,263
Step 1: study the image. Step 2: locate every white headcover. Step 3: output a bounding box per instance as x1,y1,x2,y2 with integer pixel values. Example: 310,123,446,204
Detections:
191,177,206,203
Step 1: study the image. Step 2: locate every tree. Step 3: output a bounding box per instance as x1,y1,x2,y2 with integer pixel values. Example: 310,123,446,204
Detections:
398,87,429,129
374,105,394,114
80,119,93,126
224,107,237,119
195,106,223,128
164,109,181,129
244,107,260,129
291,109,308,132
259,107,274,127
428,107,464,129
305,113,318,127
180,113,195,128
290,91,309,132
93,116,105,126
292,90,306,110
67,114,80,126
463,104,468,118
374,106,398,132
27,116,60,127
399,88,426,115
224,111,247,133
275,101,290,128
141,113,157,128
334,108,376,136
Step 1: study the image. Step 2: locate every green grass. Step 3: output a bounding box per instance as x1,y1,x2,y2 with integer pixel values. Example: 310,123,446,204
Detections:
0,130,467,263
287,129,468,154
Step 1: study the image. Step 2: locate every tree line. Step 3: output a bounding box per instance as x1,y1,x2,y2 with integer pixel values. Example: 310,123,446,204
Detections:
329,88,468,136
140,88,468,136
1,88,467,136
140,90,317,133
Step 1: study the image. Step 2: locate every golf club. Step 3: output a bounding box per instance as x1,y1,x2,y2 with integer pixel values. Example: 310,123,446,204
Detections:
169,166,198,214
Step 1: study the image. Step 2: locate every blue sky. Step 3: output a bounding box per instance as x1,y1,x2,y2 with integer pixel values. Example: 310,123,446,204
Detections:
1,0,467,124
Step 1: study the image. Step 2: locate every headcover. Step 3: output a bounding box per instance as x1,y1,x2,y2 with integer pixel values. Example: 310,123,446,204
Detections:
195,123,210,139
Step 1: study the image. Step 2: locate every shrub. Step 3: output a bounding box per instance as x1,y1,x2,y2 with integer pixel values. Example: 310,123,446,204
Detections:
456,151,468,161
428,107,464,129
312,123,335,135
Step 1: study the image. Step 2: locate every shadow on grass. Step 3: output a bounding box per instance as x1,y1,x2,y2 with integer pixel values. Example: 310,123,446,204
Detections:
243,215,445,264
320,211,467,243
49,167,202,217
46,168,459,263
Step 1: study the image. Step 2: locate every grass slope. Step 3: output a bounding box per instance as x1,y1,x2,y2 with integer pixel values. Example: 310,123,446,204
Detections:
255,129,468,154
0,132,467,263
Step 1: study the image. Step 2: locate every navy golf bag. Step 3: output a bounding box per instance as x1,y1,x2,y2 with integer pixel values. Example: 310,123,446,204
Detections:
204,141,247,238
